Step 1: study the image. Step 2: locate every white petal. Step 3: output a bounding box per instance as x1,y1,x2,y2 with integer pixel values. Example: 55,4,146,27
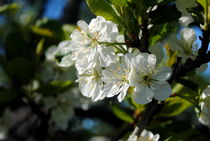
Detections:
149,42,164,65
77,20,89,32
89,16,105,32
129,66,141,86
133,84,154,104
134,53,156,71
152,67,172,81
168,34,183,52
104,83,121,97
151,82,172,101
180,28,196,43
196,63,208,73
202,85,210,97
117,84,129,102
98,46,115,67
57,54,74,67
179,13,194,27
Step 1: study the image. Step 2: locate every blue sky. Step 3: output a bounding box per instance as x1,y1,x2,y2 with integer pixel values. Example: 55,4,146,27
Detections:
43,0,67,19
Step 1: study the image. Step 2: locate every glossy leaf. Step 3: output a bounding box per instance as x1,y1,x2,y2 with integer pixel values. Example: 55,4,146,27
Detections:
37,80,73,95
156,97,192,117
86,0,121,24
110,0,128,7
111,104,134,123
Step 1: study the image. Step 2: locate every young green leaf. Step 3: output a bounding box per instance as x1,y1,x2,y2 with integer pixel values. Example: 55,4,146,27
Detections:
110,0,128,7
156,97,192,117
111,104,134,123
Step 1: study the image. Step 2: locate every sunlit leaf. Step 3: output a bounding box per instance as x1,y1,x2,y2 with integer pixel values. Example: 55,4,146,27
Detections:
110,0,128,7
111,104,134,123
31,26,54,37
37,80,73,95
0,3,19,14
156,97,192,117
86,0,122,24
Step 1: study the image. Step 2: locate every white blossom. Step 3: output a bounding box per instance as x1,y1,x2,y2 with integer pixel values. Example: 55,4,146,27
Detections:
168,28,198,63
179,12,194,27
149,42,164,65
102,54,134,102
175,0,196,27
127,127,160,141
70,16,119,74
55,41,74,67
77,64,105,101
44,91,78,130
40,46,76,82
129,53,172,104
198,85,210,127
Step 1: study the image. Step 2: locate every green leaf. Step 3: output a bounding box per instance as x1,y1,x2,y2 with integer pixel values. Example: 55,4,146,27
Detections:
196,0,210,29
31,26,54,37
35,39,45,59
111,104,134,123
150,5,181,25
196,0,206,9
151,120,198,141
156,97,192,117
176,78,199,92
37,80,73,95
0,3,19,14
0,89,18,103
164,129,199,141
86,0,121,24
6,58,34,83
62,24,76,40
110,0,128,7
33,18,65,41
149,22,177,46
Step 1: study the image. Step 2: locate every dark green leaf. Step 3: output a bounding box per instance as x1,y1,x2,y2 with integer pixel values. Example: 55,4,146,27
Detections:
150,5,181,24
149,22,177,45
156,97,192,117
177,78,199,92
111,104,134,123
37,80,73,95
6,58,34,83
0,89,18,103
86,0,122,24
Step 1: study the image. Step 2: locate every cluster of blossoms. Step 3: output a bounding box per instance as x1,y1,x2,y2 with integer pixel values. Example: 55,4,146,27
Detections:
56,16,172,104
198,85,210,127
168,28,198,63
127,127,160,141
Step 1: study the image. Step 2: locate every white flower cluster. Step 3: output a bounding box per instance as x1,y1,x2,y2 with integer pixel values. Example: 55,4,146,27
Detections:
57,16,172,104
127,127,160,141
198,85,210,127
168,27,208,71
168,28,198,63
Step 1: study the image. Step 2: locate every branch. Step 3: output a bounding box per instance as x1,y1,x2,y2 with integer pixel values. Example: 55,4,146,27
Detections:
136,29,210,137
125,21,150,53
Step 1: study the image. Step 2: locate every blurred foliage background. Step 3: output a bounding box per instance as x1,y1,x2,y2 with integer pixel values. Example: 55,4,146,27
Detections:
0,0,210,141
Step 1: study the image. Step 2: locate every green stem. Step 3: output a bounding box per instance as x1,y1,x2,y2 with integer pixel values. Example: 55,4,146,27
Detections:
100,42,126,46
205,0,209,30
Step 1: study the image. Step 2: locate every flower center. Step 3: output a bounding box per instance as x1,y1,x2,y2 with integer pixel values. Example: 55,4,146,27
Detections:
143,74,152,84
